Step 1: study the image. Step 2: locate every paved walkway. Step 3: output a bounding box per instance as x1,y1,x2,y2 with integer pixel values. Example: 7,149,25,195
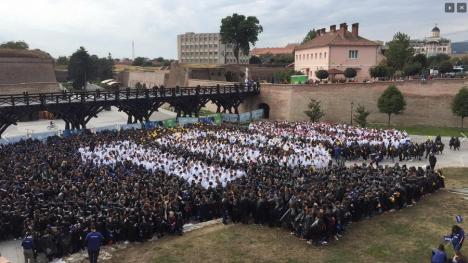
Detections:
2,107,176,139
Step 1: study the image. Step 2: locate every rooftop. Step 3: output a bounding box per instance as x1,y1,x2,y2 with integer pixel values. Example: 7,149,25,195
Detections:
295,23,379,51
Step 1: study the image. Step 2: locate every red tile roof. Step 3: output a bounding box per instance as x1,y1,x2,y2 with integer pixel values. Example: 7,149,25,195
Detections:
295,30,379,51
250,43,299,56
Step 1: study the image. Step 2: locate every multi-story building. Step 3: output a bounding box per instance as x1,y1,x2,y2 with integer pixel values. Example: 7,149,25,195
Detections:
294,23,381,81
410,26,451,57
177,32,249,64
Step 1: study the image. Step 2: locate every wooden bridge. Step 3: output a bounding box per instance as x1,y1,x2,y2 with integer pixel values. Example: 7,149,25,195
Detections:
0,83,260,136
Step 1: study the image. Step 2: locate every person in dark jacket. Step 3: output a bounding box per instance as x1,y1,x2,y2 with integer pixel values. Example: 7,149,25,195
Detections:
21,233,35,263
85,225,104,263
429,154,437,170
431,244,447,263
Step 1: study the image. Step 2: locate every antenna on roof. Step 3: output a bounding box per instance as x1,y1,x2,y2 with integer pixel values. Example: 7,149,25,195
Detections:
132,41,135,60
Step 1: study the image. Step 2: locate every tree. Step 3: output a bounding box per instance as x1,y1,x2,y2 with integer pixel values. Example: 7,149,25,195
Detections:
249,56,262,64
220,13,263,64
377,85,406,126
302,29,317,44
0,40,29,49
428,54,451,69
315,70,329,81
403,62,422,76
369,65,389,79
410,54,428,69
273,69,302,83
132,57,147,66
452,87,468,129
386,32,413,71
438,61,454,74
344,68,357,81
353,104,371,127
68,47,91,89
56,56,69,65
259,53,294,65
304,99,325,122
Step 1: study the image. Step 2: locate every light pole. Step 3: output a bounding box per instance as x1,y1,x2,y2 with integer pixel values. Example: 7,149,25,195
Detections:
350,101,354,126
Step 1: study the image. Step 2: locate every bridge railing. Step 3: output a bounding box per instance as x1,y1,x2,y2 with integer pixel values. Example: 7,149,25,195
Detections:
0,83,259,107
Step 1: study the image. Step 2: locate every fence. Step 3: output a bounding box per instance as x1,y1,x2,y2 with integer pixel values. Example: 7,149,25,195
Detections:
0,110,264,144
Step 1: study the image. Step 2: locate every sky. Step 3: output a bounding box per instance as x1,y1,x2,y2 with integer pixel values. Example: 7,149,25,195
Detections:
0,0,467,59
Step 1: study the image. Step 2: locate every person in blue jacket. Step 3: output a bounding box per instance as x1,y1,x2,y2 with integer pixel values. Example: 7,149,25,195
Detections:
21,233,35,263
85,225,104,263
431,244,447,263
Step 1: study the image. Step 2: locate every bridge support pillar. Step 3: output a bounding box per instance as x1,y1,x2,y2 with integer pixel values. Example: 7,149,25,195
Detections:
49,104,105,131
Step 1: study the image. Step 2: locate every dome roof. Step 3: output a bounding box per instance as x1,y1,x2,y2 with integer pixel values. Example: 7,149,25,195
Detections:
432,26,440,32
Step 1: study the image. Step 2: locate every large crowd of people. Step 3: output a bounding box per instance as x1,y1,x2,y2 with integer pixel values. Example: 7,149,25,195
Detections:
0,122,449,261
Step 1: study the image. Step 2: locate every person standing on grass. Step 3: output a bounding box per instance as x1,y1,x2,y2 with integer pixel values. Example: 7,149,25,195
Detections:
429,153,437,170
431,244,448,263
85,225,104,263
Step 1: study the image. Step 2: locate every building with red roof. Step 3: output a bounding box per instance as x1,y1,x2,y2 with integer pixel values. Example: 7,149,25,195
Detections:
294,23,382,82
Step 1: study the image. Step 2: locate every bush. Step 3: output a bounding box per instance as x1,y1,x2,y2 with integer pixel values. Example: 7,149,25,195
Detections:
344,68,357,80
315,70,329,81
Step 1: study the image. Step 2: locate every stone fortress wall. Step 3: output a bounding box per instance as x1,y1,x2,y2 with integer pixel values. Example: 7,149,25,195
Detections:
0,49,59,94
239,79,468,127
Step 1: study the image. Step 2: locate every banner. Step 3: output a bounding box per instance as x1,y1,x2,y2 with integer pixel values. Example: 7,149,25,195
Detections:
178,117,199,126
239,112,252,123
251,109,264,120
222,114,239,123
121,123,141,130
199,116,215,124
213,113,222,125
163,118,177,128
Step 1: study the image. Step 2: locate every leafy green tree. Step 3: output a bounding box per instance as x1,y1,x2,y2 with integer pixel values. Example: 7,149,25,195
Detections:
68,47,91,89
438,61,454,74
403,62,422,76
259,53,294,65
0,40,29,49
56,56,69,65
428,54,451,69
132,57,147,66
394,70,404,79
410,54,428,69
378,84,406,126
386,32,413,71
452,87,468,129
304,99,325,122
369,65,389,79
220,13,263,64
273,69,302,83
249,56,261,64
315,70,329,81
353,104,371,127
302,29,317,44
344,68,357,81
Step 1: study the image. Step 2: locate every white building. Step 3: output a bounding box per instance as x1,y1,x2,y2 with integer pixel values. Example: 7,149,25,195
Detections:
177,32,249,64
410,26,451,57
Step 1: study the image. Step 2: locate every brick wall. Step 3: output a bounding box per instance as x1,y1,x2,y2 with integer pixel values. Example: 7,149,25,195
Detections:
241,79,468,127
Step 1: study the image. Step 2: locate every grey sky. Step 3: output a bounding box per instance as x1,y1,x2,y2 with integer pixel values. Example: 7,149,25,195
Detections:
0,0,466,59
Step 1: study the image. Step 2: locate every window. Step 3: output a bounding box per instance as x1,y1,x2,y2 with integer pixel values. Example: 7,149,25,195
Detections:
349,50,358,59
307,54,309,60
324,52,327,59
303,54,305,59
319,53,322,59
315,53,317,59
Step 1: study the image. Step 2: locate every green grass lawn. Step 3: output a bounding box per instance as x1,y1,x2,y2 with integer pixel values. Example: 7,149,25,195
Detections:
369,123,467,137
109,168,468,263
